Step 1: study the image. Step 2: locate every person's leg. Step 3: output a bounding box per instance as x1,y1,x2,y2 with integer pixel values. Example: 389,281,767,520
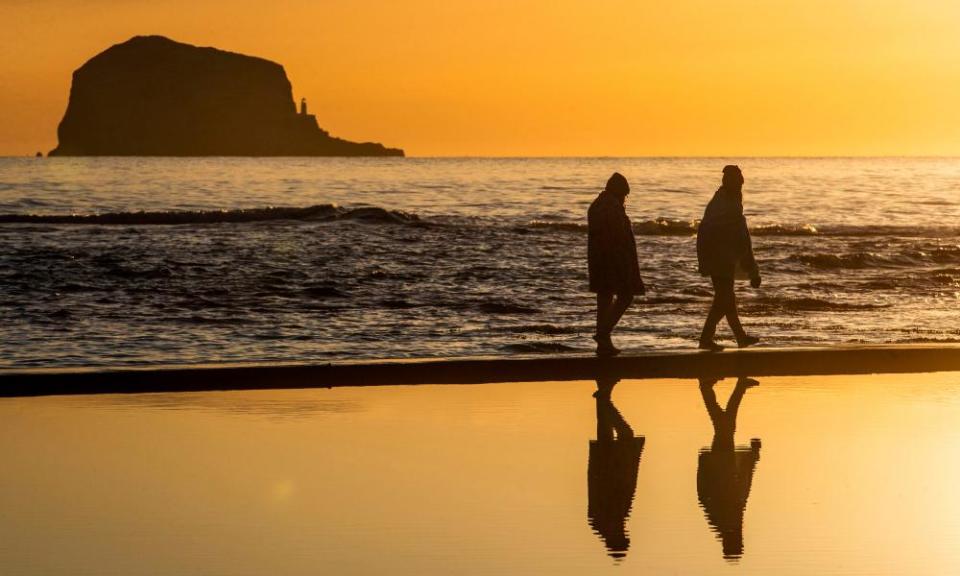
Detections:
596,393,615,442
607,291,634,335
719,278,759,347
594,292,621,355
596,292,614,337
725,376,758,418
716,277,747,341
698,377,724,425
700,276,728,347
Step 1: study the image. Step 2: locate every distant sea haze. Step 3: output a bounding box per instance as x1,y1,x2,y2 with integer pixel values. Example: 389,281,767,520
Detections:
2,157,959,367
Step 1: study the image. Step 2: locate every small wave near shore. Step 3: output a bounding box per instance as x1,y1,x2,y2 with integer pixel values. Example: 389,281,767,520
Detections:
9,204,960,240
0,204,421,226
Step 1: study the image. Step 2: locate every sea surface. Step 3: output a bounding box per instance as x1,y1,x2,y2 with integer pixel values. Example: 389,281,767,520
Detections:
2,157,960,367
3,374,960,575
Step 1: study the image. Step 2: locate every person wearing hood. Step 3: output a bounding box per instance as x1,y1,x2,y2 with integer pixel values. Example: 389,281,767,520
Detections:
696,165,761,351
588,172,645,356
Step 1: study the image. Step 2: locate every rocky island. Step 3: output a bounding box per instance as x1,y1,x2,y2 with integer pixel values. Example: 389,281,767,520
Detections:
49,36,403,156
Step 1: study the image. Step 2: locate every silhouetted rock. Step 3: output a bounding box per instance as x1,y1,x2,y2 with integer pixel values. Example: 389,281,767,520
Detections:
49,36,403,157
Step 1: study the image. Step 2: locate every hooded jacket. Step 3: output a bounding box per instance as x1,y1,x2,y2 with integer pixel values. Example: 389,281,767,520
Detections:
588,191,643,294
696,187,758,278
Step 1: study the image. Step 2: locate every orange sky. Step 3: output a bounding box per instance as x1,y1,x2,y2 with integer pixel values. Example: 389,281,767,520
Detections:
2,0,959,156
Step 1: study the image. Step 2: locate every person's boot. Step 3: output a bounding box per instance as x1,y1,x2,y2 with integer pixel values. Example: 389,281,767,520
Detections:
736,335,760,348
593,333,620,357
698,338,724,352
699,321,723,352
698,326,723,351
736,377,760,389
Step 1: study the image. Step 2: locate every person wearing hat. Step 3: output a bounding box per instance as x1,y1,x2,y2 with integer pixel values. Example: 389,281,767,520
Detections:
696,165,761,351
587,172,645,356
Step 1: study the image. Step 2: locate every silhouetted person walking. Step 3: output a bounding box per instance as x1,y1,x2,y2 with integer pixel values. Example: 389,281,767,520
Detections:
588,173,645,356
697,165,761,351
588,377,645,559
697,377,761,561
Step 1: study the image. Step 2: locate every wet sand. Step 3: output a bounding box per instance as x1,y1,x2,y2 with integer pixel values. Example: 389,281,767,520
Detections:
4,343,960,396
2,373,960,575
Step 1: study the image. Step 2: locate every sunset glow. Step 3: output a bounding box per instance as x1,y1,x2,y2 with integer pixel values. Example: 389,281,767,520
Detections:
3,0,960,156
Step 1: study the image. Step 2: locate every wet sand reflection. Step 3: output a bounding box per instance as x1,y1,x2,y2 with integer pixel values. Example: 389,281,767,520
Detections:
697,376,762,561
588,376,645,559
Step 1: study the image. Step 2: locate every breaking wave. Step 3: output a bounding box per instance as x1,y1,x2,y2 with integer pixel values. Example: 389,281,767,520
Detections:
0,204,421,225
5,203,960,240
528,219,960,237
744,296,891,313
527,218,819,236
499,342,579,353
792,246,960,270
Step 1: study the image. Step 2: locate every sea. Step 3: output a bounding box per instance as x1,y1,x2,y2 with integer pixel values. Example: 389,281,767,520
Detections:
2,157,959,368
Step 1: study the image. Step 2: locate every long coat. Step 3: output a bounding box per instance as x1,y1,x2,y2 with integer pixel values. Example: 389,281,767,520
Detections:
587,192,643,294
696,188,758,279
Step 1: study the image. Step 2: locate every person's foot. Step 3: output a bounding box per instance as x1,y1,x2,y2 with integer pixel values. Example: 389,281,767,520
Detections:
698,339,724,352
593,333,621,356
736,335,760,348
737,376,760,388
699,377,720,389
596,342,621,357
592,386,613,399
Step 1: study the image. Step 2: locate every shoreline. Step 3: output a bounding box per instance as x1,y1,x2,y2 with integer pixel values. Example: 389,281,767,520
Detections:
3,343,960,397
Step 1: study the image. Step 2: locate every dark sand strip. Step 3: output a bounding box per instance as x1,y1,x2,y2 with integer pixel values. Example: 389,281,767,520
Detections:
2,344,960,397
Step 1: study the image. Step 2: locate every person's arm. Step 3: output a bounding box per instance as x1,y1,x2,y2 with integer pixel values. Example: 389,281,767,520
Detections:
738,215,761,287
621,207,646,295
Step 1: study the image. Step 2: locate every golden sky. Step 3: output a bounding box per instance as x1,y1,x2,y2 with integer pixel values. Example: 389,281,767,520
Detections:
2,0,959,156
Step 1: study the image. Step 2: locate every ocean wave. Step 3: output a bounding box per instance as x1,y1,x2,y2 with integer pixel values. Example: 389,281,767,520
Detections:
302,285,349,298
814,225,960,238
5,204,960,239
476,301,541,314
791,253,883,270
529,219,960,238
793,247,960,270
528,218,696,235
744,296,891,312
106,264,174,279
499,342,579,353
489,324,586,335
529,218,818,236
0,204,421,226
751,223,820,236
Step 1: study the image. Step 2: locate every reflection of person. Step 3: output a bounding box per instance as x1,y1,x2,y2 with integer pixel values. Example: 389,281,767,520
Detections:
588,173,646,356
588,377,645,559
697,165,761,351
696,377,761,561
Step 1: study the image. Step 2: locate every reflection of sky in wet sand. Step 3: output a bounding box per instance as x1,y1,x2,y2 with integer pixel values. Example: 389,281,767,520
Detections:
697,377,761,561
588,378,645,559
77,389,364,420
3,374,960,574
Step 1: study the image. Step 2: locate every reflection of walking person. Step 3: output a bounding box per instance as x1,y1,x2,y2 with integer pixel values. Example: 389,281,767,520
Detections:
588,173,645,356
697,377,761,561
588,377,645,559
697,165,761,351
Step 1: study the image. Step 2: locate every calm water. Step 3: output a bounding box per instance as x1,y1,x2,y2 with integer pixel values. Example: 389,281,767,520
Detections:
2,373,960,574
2,157,960,367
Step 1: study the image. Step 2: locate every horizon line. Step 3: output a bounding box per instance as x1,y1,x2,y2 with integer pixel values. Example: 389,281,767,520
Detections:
5,154,960,160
